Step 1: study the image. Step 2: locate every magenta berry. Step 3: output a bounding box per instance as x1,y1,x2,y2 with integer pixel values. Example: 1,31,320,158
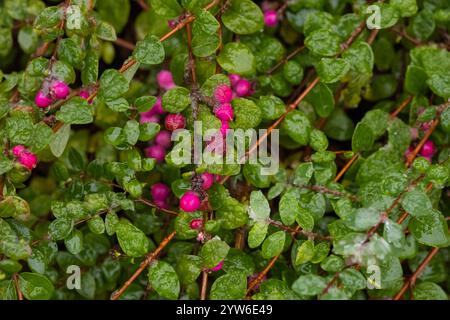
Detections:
200,172,214,190
234,79,251,97
157,70,175,91
152,97,165,115
145,144,166,163
168,20,177,29
420,140,436,157
410,128,418,140
215,103,234,121
150,182,171,201
154,199,169,210
214,84,233,104
209,261,224,272
35,91,53,108
264,9,278,27
18,151,38,171
140,112,160,124
180,191,201,212
228,74,241,87
165,113,186,131
189,218,203,230
155,130,172,149
79,90,90,100
51,80,70,100
12,145,26,157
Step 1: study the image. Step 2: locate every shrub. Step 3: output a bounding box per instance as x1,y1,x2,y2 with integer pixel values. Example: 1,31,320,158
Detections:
0,0,449,301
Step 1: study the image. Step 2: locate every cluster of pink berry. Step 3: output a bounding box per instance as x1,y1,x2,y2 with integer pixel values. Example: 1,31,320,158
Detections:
35,80,70,108
11,145,38,171
180,172,215,213
405,140,436,162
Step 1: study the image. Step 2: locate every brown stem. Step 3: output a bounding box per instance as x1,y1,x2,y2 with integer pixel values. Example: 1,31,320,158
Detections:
246,255,279,295
137,198,179,216
334,153,359,182
390,95,413,118
341,21,366,50
186,23,197,84
114,38,136,50
0,175,4,200
136,0,149,11
111,231,177,300
393,247,440,300
13,274,23,300
266,45,305,75
406,119,439,167
200,271,208,300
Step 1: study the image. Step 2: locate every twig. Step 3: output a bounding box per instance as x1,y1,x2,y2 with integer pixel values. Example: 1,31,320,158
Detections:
111,231,177,300
200,271,208,300
390,96,413,118
136,0,149,11
393,247,440,300
246,255,279,295
266,45,305,75
137,198,179,216
406,119,439,167
114,38,136,50
334,153,359,182
12,274,23,300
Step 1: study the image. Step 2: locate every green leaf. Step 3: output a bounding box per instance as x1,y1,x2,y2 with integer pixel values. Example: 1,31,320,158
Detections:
200,238,230,268
133,34,165,65
64,230,83,255
281,110,312,146
409,210,450,247
116,220,150,257
338,268,366,291
292,274,327,296
162,87,191,113
306,82,335,118
96,21,117,41
427,73,450,99
261,231,285,259
148,261,180,300
56,97,93,125
295,240,314,265
49,123,71,157
217,42,256,76
293,162,314,186
150,0,183,18
0,154,14,175
352,122,375,152
391,0,418,18
413,282,448,300
401,189,432,218
48,218,73,240
18,273,54,300
248,222,268,248
249,191,270,222
123,120,140,146
210,272,247,300
176,255,202,285
279,192,299,226
317,58,350,83
99,69,129,101
342,42,374,74
257,95,286,121
57,38,84,68
0,218,31,260
135,95,157,113
88,215,105,234
231,98,262,129
305,29,341,57
222,0,263,35
139,122,160,142
296,207,315,232
405,65,428,95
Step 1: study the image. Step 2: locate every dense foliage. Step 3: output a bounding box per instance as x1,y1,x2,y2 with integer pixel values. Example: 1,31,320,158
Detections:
0,0,449,300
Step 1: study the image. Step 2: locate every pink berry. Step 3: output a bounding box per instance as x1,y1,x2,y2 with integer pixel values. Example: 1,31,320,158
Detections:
214,84,233,104
215,103,234,121
157,70,175,91
200,172,214,190
420,140,436,158
189,218,203,230
214,175,222,182
51,81,70,100
155,130,172,149
180,191,201,212
140,112,160,124
209,261,224,272
220,120,230,136
197,232,206,242
79,90,90,100
18,151,38,170
150,182,171,201
404,146,414,159
421,121,432,132
168,20,177,29
165,113,186,131
154,199,169,209
12,145,26,157
35,91,53,108
234,79,252,97
228,74,241,87
145,145,166,163
152,97,165,115
264,9,278,27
